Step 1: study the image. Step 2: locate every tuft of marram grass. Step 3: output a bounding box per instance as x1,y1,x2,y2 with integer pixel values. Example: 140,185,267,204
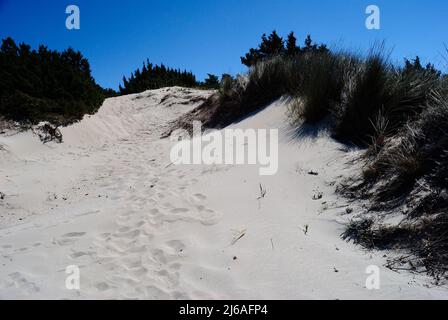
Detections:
296,52,346,123
335,48,393,145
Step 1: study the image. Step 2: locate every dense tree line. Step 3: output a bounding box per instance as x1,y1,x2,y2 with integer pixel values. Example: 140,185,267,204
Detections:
241,31,329,67
119,60,226,95
403,56,441,76
119,61,199,95
0,37,112,125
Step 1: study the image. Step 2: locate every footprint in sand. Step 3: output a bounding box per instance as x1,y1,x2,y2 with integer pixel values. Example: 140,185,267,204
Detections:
193,193,207,201
113,229,140,239
53,232,87,246
151,248,169,264
170,263,182,270
62,232,86,238
8,272,40,294
95,282,111,292
166,240,186,253
97,233,111,240
70,251,92,259
170,208,189,214
134,221,146,228
199,209,221,226
145,285,171,299
118,226,131,233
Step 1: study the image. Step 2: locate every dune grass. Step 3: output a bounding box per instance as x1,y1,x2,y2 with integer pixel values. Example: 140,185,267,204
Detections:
213,44,448,280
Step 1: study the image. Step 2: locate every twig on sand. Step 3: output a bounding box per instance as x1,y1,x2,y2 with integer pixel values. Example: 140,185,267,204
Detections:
165,161,176,168
257,183,267,209
270,238,275,250
257,183,267,200
302,224,309,236
231,229,247,245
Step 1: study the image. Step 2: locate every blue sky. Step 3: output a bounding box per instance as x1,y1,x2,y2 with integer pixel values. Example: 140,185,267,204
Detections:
0,0,447,90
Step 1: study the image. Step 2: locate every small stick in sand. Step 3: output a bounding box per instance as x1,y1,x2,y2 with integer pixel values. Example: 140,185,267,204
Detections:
302,224,309,236
257,184,267,209
257,183,267,200
231,229,247,245
165,161,176,168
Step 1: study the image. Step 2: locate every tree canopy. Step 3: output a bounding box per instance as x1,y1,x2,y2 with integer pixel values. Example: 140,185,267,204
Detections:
241,31,329,67
0,37,112,125
119,60,198,95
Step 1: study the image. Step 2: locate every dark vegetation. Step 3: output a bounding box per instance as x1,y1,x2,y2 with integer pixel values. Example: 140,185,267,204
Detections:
0,37,220,125
119,61,198,95
119,60,221,95
0,37,113,125
172,30,448,281
241,31,328,67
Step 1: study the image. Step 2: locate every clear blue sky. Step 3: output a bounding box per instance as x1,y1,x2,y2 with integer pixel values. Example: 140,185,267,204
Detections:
0,0,447,90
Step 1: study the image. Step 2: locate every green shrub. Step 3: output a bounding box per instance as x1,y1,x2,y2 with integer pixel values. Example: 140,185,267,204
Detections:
0,37,110,125
119,61,198,94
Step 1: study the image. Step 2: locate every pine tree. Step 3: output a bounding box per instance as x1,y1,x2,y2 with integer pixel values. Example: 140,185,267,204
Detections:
241,48,262,67
286,32,299,55
202,74,220,89
241,30,286,67
304,35,313,50
263,30,284,56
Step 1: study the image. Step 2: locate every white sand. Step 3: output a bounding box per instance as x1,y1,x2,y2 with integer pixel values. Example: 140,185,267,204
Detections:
0,87,447,299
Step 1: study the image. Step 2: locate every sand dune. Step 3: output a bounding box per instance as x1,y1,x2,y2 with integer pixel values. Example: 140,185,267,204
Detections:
0,87,446,299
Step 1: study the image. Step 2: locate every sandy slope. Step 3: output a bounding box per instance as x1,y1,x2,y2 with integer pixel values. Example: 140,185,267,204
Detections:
0,87,447,299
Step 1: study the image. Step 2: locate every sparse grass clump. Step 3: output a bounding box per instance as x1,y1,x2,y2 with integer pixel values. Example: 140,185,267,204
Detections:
343,89,448,280
336,49,393,144
360,91,448,204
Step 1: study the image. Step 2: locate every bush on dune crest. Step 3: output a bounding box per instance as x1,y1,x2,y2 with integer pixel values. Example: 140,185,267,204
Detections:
208,35,333,129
